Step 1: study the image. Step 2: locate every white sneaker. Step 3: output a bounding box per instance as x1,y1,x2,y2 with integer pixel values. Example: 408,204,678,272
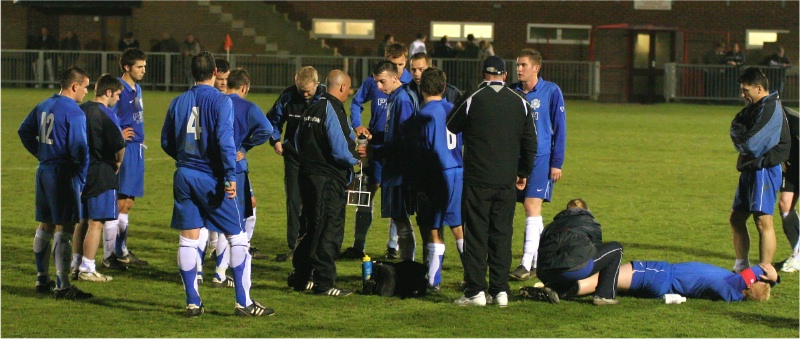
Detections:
78,271,113,282
781,256,800,272
486,291,508,307
454,291,486,306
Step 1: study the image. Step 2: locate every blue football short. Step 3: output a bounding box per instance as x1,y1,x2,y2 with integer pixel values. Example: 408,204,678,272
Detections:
416,168,463,229
82,189,118,221
36,163,82,225
237,171,255,218
171,167,243,235
732,164,782,214
364,159,382,186
520,154,554,201
119,142,144,197
381,184,414,219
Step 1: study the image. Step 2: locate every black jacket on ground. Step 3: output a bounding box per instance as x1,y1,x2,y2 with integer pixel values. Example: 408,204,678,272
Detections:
446,80,537,188
537,208,602,271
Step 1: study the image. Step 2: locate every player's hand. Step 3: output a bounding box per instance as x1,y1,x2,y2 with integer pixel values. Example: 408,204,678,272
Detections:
758,263,778,283
515,176,527,190
355,126,371,140
273,142,283,156
225,181,237,199
236,151,246,161
122,127,135,141
357,145,368,158
550,167,562,182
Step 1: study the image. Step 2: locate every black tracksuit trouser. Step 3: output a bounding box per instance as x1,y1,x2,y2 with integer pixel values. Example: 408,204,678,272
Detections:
462,184,516,297
292,173,346,292
283,150,302,250
538,241,624,299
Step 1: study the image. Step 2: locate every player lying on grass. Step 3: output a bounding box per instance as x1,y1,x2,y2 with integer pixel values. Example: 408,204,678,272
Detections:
522,261,779,303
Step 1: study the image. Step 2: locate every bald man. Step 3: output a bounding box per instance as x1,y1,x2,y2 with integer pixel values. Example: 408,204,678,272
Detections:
288,70,361,297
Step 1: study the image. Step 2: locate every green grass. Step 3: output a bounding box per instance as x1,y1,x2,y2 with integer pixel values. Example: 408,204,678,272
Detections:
2,88,798,337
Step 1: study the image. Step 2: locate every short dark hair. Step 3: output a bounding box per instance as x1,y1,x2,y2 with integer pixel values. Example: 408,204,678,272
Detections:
410,52,431,64
119,48,146,73
419,67,446,96
416,33,425,39
227,68,250,89
191,51,216,82
94,73,123,97
215,58,230,73
384,42,408,59
738,67,770,91
59,66,88,89
372,60,398,77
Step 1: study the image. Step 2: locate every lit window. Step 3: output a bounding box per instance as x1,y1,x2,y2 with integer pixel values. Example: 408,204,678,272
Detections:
527,24,591,45
431,22,493,41
312,19,374,39
746,29,788,49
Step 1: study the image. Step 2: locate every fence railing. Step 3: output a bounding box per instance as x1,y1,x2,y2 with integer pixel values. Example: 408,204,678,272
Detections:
664,63,799,104
2,50,600,99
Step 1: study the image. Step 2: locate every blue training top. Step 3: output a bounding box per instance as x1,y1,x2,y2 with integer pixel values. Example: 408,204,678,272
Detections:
511,78,566,168
350,69,412,141
229,93,273,174
18,94,89,184
114,78,145,143
161,84,237,183
418,99,463,170
380,85,415,187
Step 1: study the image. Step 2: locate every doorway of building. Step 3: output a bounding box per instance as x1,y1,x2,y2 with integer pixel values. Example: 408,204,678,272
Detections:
630,30,675,103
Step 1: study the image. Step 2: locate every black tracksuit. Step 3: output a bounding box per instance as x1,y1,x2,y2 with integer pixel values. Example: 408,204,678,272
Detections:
447,80,537,297
291,92,359,293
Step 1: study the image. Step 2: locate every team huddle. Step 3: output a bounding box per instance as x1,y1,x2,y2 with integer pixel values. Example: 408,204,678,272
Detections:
18,41,798,316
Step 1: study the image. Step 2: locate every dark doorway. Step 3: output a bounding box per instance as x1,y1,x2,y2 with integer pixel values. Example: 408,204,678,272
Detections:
630,30,675,103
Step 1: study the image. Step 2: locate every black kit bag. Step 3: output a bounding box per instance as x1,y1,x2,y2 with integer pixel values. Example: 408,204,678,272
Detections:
363,260,427,298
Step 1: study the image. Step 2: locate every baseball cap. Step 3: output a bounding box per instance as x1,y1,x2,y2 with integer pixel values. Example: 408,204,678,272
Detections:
482,56,506,75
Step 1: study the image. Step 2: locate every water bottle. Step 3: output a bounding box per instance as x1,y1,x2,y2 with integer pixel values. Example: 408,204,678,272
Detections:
663,294,686,304
356,134,369,167
362,255,372,283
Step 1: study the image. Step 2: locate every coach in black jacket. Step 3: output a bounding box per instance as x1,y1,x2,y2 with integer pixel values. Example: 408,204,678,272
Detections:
290,70,360,297
447,56,537,306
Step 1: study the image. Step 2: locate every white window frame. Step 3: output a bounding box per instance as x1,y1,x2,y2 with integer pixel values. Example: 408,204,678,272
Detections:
526,24,592,45
311,19,375,40
430,21,494,42
745,29,789,49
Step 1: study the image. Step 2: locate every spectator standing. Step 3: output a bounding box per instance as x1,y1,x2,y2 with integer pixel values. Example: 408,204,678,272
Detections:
151,32,181,86
461,34,480,59
724,43,746,98
378,34,394,56
447,56,537,307
28,26,58,88
118,32,140,51
477,40,495,61
702,41,727,98
760,46,791,94
181,34,203,87
59,30,81,71
729,67,790,272
410,33,427,56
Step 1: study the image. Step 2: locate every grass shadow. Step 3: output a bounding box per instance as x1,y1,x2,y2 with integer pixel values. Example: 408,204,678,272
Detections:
721,310,799,330
623,242,730,261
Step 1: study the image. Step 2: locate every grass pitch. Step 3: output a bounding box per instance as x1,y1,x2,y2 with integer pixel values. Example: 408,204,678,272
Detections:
1,88,798,337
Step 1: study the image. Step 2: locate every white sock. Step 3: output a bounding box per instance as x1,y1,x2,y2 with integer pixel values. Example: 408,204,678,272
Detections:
215,232,230,280
245,208,256,241
53,231,72,289
228,232,252,307
396,219,416,261
79,256,96,273
197,227,209,273
426,243,445,287
118,213,129,256
178,236,201,306
388,219,399,249
782,211,790,218
455,239,464,256
208,232,219,254
33,228,53,284
520,216,543,270
103,219,119,259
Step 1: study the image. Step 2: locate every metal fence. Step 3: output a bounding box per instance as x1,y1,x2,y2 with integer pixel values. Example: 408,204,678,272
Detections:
2,50,599,99
664,63,799,104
